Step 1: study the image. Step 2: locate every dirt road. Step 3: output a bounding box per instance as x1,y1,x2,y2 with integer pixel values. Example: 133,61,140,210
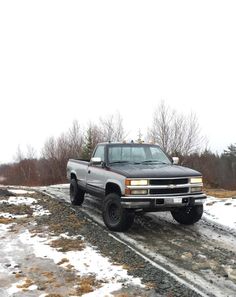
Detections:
1,186,236,297
44,185,236,297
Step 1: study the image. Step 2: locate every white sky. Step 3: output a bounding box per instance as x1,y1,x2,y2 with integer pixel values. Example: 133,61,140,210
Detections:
0,1,236,163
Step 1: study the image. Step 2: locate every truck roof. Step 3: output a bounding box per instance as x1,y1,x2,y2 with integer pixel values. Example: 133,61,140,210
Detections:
98,142,159,146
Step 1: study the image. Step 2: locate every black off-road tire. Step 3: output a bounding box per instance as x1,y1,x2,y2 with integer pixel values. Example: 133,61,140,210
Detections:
70,179,85,206
102,193,135,232
171,205,203,225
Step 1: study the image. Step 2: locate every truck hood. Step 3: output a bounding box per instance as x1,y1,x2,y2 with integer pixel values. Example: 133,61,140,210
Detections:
109,164,201,178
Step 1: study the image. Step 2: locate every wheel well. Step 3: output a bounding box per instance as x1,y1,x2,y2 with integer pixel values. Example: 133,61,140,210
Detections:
105,183,121,196
71,173,77,180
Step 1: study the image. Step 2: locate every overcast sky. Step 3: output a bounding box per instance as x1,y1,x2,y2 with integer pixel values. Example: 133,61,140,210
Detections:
0,1,235,163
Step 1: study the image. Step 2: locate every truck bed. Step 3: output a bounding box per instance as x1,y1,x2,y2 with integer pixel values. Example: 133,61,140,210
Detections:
67,159,89,188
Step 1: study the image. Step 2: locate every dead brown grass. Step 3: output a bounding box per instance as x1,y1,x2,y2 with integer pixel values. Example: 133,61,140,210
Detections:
16,278,34,289
57,258,69,265
46,221,82,236
66,274,78,283
50,238,85,252
45,294,63,297
145,281,156,289
0,204,33,216
41,271,56,284
79,283,93,294
205,188,236,198
122,263,145,272
122,264,130,270
15,273,25,279
66,264,74,270
77,276,95,295
0,217,14,224
42,271,54,278
73,275,102,295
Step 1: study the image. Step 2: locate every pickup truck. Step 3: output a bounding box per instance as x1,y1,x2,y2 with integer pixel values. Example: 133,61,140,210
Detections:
67,142,206,231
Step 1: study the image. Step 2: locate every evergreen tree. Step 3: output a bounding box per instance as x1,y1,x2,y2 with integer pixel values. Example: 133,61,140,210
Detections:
224,144,236,157
81,125,94,160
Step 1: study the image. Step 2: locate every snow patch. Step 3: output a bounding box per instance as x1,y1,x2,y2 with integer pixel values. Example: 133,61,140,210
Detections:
19,230,144,295
49,184,69,189
0,196,51,217
0,196,37,205
0,212,28,219
8,189,35,195
0,223,12,234
82,283,122,297
6,280,37,295
204,196,236,231
6,281,23,295
32,205,51,217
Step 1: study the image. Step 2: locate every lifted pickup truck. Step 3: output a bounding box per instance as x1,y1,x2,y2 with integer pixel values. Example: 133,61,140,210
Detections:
67,142,206,231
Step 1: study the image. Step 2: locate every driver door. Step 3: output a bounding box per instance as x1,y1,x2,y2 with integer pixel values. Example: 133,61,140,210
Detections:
86,145,106,197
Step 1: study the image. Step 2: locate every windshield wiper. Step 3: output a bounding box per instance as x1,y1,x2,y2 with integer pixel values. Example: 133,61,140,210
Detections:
141,160,169,164
109,161,131,164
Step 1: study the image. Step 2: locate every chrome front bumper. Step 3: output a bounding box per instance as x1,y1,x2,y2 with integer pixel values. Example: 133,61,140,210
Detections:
120,193,207,209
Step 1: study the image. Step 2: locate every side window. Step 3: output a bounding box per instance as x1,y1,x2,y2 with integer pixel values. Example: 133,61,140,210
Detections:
93,145,105,162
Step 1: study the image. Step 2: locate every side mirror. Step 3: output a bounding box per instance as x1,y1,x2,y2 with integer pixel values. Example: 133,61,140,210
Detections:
172,157,179,165
91,157,102,165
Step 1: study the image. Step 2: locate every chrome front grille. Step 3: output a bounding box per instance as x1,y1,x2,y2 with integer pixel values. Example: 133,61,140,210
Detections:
148,178,189,196
150,187,189,195
149,178,188,185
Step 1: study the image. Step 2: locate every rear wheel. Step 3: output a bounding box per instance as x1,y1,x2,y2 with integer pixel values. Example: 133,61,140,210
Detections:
171,205,203,225
102,193,135,232
70,179,84,206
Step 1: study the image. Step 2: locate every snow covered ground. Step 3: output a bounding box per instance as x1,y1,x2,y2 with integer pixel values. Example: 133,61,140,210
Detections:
1,184,236,296
0,188,145,297
204,196,236,231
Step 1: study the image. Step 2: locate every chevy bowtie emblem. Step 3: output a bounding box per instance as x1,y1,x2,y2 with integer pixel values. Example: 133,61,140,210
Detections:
169,184,176,189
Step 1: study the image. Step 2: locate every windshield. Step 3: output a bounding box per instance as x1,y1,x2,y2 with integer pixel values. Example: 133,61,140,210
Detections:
108,145,171,165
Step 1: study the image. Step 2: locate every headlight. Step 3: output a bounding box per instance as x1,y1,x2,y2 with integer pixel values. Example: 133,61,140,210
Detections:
190,177,202,184
126,179,148,186
130,189,148,195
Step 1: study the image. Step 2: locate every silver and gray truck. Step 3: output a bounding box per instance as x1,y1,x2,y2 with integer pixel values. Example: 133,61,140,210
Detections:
67,142,206,231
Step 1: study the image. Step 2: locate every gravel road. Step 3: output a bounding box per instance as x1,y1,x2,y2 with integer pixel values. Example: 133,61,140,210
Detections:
42,185,236,297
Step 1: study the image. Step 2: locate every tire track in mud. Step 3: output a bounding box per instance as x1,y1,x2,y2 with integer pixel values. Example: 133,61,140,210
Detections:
42,186,236,297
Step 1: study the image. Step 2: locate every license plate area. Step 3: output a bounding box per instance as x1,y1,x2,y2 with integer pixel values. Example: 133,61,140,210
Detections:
173,197,183,203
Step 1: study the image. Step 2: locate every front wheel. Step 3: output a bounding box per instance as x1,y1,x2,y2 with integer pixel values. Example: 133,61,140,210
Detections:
70,179,85,206
171,205,203,225
102,193,135,232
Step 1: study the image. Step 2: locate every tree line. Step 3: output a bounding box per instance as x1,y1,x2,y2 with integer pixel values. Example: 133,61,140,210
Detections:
0,103,235,190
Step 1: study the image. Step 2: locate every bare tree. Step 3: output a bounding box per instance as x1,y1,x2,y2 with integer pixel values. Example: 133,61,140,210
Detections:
41,136,61,182
11,145,38,186
99,112,126,142
68,120,84,158
26,145,37,159
148,101,205,156
148,101,174,152
14,145,24,162
42,137,56,160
